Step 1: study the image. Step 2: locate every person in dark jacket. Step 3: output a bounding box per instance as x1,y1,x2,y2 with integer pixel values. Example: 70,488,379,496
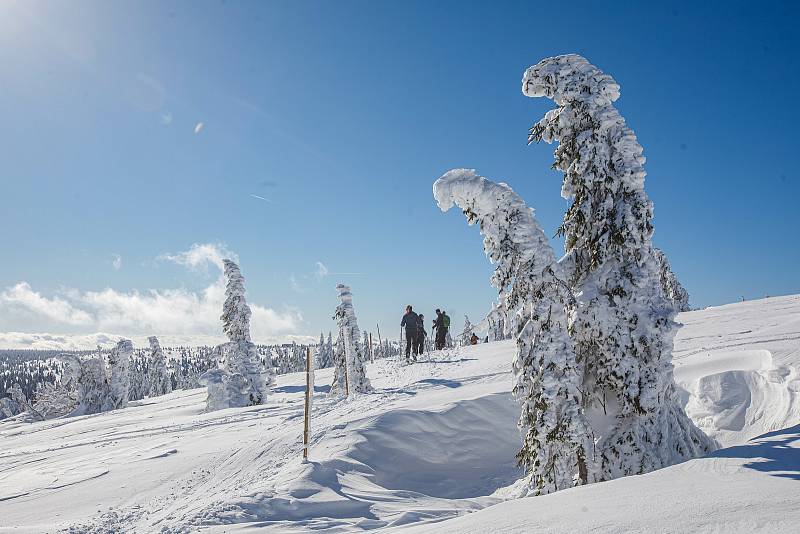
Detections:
416,314,427,356
433,309,447,350
401,305,420,362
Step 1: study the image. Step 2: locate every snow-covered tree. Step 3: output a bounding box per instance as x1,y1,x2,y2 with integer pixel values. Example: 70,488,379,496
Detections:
434,168,596,494
33,381,76,419
332,284,371,395
330,332,348,395
523,54,714,479
103,339,132,411
57,353,109,415
316,332,335,369
654,249,690,312
147,336,173,397
486,300,509,342
201,259,269,411
461,315,474,346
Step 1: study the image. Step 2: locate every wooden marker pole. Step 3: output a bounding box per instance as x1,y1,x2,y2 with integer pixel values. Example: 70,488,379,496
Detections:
369,333,374,363
303,346,311,460
376,324,382,359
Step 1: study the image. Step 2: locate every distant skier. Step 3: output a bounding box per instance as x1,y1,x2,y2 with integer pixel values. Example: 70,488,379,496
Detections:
401,305,420,362
416,314,427,355
470,333,479,345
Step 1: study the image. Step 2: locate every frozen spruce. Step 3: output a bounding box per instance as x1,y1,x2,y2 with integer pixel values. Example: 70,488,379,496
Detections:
331,284,372,395
486,300,509,342
201,259,269,411
147,336,173,398
103,339,132,411
523,54,714,479
461,315,474,346
434,168,596,494
655,248,691,312
59,353,109,415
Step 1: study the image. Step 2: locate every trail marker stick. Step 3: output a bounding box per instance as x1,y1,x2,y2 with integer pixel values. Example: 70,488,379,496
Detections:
303,346,311,460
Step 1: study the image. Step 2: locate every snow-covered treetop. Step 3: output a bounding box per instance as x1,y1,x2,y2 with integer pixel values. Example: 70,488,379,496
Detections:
221,259,252,343
148,336,162,353
434,169,561,306
522,54,620,106
335,284,356,322
522,54,653,278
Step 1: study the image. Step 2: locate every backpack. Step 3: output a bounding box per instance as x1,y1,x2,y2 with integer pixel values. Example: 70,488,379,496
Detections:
443,313,450,329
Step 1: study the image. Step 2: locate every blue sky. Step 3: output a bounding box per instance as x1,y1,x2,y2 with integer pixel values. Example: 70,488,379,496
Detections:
0,0,798,347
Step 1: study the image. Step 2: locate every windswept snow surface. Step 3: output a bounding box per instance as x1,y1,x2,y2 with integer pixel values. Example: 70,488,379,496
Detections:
1,295,800,533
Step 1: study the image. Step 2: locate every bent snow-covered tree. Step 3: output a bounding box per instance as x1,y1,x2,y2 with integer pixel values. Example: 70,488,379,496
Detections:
523,54,713,479
654,248,691,312
201,259,269,410
331,284,371,395
434,168,595,494
147,336,173,397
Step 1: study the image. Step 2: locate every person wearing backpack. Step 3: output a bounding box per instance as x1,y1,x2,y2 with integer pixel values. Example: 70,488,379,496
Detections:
433,309,448,350
401,305,420,362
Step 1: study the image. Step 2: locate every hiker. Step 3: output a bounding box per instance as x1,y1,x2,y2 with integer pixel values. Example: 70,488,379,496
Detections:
401,305,420,361
416,314,427,355
470,333,479,345
433,309,446,350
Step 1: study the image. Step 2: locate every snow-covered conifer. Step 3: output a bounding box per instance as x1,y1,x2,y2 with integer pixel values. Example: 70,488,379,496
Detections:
104,339,132,411
330,332,348,395
654,249,690,312
201,259,268,410
523,54,714,478
147,336,173,397
434,168,595,494
486,300,508,342
332,284,371,394
461,315,474,346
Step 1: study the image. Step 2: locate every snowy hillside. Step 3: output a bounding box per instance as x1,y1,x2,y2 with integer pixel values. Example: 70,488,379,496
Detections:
2,295,799,533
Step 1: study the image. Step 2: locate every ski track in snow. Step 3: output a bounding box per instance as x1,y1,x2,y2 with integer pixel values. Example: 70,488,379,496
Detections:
1,295,800,532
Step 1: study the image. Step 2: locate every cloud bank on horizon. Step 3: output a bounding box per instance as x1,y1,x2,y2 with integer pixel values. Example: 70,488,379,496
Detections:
0,243,309,350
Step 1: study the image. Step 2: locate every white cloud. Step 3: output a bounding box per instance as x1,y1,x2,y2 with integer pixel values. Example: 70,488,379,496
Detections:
0,243,303,349
0,282,93,326
194,122,204,134
314,261,329,281
111,254,123,270
158,242,235,272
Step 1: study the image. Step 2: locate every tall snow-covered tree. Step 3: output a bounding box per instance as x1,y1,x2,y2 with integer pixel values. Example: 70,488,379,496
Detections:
332,284,371,394
103,339,132,411
201,259,269,410
147,336,173,397
434,168,595,494
654,249,691,312
523,54,714,479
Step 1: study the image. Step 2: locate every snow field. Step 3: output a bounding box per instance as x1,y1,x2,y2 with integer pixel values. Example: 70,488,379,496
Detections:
1,295,800,532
